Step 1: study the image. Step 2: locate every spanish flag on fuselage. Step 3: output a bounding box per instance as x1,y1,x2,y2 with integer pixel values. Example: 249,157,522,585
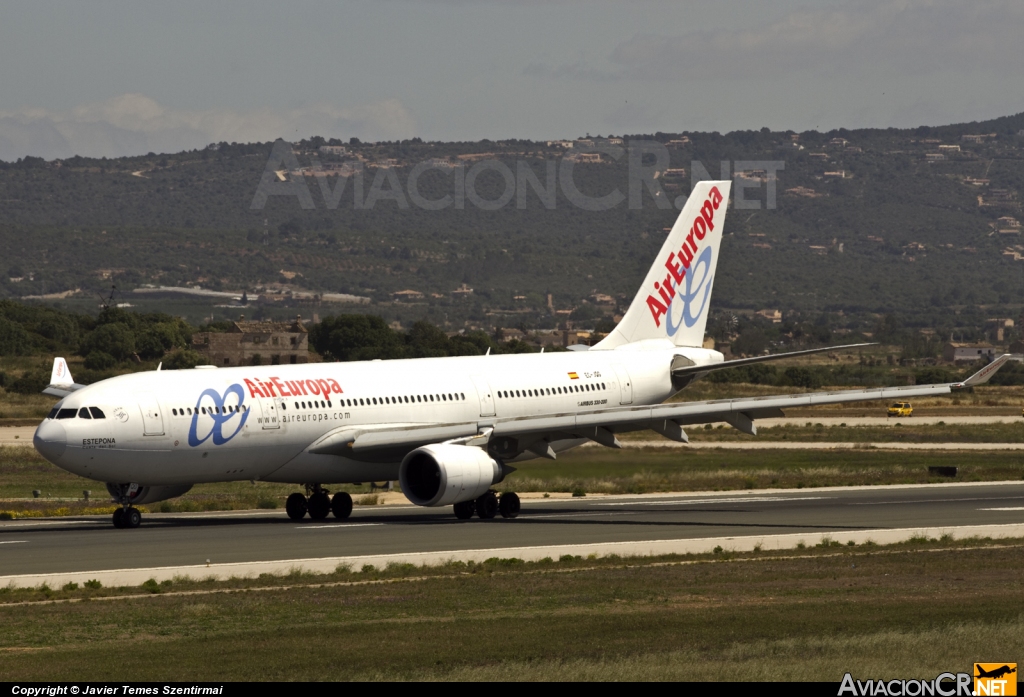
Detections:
568,372,579,380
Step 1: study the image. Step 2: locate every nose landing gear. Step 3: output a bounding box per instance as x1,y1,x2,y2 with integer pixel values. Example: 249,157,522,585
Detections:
108,484,142,529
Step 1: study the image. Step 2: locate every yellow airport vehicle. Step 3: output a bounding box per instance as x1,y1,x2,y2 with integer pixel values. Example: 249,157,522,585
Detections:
887,402,913,417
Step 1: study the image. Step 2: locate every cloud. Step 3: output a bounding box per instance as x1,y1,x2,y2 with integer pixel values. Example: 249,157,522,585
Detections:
529,0,1024,83
0,94,417,161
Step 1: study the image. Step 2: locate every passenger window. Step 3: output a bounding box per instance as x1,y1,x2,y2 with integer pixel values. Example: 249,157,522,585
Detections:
79,407,92,419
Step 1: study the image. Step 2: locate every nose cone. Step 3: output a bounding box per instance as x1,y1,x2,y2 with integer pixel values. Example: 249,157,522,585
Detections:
34,420,67,463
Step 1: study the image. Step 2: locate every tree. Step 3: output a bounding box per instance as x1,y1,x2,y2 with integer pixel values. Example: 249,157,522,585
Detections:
0,317,35,355
80,323,136,362
732,328,767,357
309,315,406,361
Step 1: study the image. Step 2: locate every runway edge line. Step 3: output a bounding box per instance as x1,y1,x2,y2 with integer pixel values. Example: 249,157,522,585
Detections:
3,522,1024,589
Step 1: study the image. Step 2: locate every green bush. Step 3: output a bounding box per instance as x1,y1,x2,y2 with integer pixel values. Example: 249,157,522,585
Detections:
84,351,117,370
9,371,48,394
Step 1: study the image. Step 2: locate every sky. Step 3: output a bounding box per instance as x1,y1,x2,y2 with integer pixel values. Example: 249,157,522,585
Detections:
0,0,1022,160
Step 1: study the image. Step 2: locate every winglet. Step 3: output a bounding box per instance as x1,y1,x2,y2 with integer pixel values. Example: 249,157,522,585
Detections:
954,354,1016,388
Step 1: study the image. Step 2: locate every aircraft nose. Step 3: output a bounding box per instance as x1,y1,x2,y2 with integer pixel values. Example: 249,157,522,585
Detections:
34,420,67,462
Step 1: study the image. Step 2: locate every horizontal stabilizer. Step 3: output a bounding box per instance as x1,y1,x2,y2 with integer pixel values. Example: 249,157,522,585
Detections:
954,353,1017,387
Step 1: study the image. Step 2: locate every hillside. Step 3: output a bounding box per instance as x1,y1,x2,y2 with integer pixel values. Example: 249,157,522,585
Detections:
2,113,1024,338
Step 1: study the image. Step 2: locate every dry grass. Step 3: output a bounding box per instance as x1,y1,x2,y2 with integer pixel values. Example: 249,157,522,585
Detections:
0,539,1021,680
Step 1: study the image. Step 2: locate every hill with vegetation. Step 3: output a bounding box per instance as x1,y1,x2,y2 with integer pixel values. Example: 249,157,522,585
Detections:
2,113,1024,347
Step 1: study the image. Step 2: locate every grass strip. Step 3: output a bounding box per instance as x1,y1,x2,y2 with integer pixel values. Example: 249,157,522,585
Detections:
0,537,1022,680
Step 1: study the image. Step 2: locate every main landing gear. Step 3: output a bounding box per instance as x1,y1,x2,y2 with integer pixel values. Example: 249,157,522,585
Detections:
286,484,352,521
454,491,520,520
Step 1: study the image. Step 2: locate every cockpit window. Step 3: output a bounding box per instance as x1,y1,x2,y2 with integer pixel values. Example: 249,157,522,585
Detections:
78,407,92,419
48,407,59,419
56,408,77,420
90,407,106,419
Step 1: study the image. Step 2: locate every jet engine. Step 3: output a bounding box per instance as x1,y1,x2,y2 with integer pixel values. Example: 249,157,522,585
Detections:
399,444,505,507
106,483,194,506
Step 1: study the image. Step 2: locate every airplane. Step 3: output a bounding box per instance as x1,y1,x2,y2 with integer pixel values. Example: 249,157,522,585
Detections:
975,665,1016,680
32,181,1013,528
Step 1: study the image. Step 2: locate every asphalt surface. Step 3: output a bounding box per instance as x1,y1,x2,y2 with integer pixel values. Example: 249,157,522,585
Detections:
2,483,1023,577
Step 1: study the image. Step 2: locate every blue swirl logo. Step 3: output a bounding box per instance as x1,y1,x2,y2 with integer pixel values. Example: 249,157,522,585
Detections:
188,384,249,447
666,245,714,337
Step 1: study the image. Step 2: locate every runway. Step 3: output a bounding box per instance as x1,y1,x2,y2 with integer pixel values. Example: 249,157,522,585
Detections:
2,482,1023,587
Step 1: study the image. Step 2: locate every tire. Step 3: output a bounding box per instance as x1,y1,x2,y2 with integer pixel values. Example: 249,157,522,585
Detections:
453,500,474,520
112,508,125,529
125,507,142,528
331,492,353,519
308,492,331,520
285,493,308,521
476,491,498,519
499,492,521,519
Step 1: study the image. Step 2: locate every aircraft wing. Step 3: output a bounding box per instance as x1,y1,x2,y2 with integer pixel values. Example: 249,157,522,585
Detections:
305,355,1014,459
486,354,1015,456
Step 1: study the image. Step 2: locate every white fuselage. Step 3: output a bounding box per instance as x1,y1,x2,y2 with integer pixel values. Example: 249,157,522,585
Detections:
34,344,722,487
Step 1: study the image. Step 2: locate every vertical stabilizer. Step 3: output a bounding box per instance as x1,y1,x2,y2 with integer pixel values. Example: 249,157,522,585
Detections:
594,180,731,349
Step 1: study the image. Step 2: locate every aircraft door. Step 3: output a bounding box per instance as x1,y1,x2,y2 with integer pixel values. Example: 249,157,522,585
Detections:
470,375,496,417
138,394,165,436
257,397,281,430
612,364,633,405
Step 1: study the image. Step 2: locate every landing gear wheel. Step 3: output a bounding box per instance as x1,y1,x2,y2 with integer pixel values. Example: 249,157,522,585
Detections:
308,492,331,520
331,492,353,519
285,493,308,521
499,492,521,519
476,491,498,519
112,508,125,528
125,507,142,528
453,500,475,520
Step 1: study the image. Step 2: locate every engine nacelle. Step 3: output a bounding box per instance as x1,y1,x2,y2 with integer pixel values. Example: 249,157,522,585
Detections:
399,444,503,507
106,483,194,505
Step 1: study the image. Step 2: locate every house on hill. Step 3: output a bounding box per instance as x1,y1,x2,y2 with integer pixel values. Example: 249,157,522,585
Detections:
942,343,997,363
192,316,315,366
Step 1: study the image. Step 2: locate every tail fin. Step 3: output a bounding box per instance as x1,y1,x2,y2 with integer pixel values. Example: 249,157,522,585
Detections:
594,180,731,350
